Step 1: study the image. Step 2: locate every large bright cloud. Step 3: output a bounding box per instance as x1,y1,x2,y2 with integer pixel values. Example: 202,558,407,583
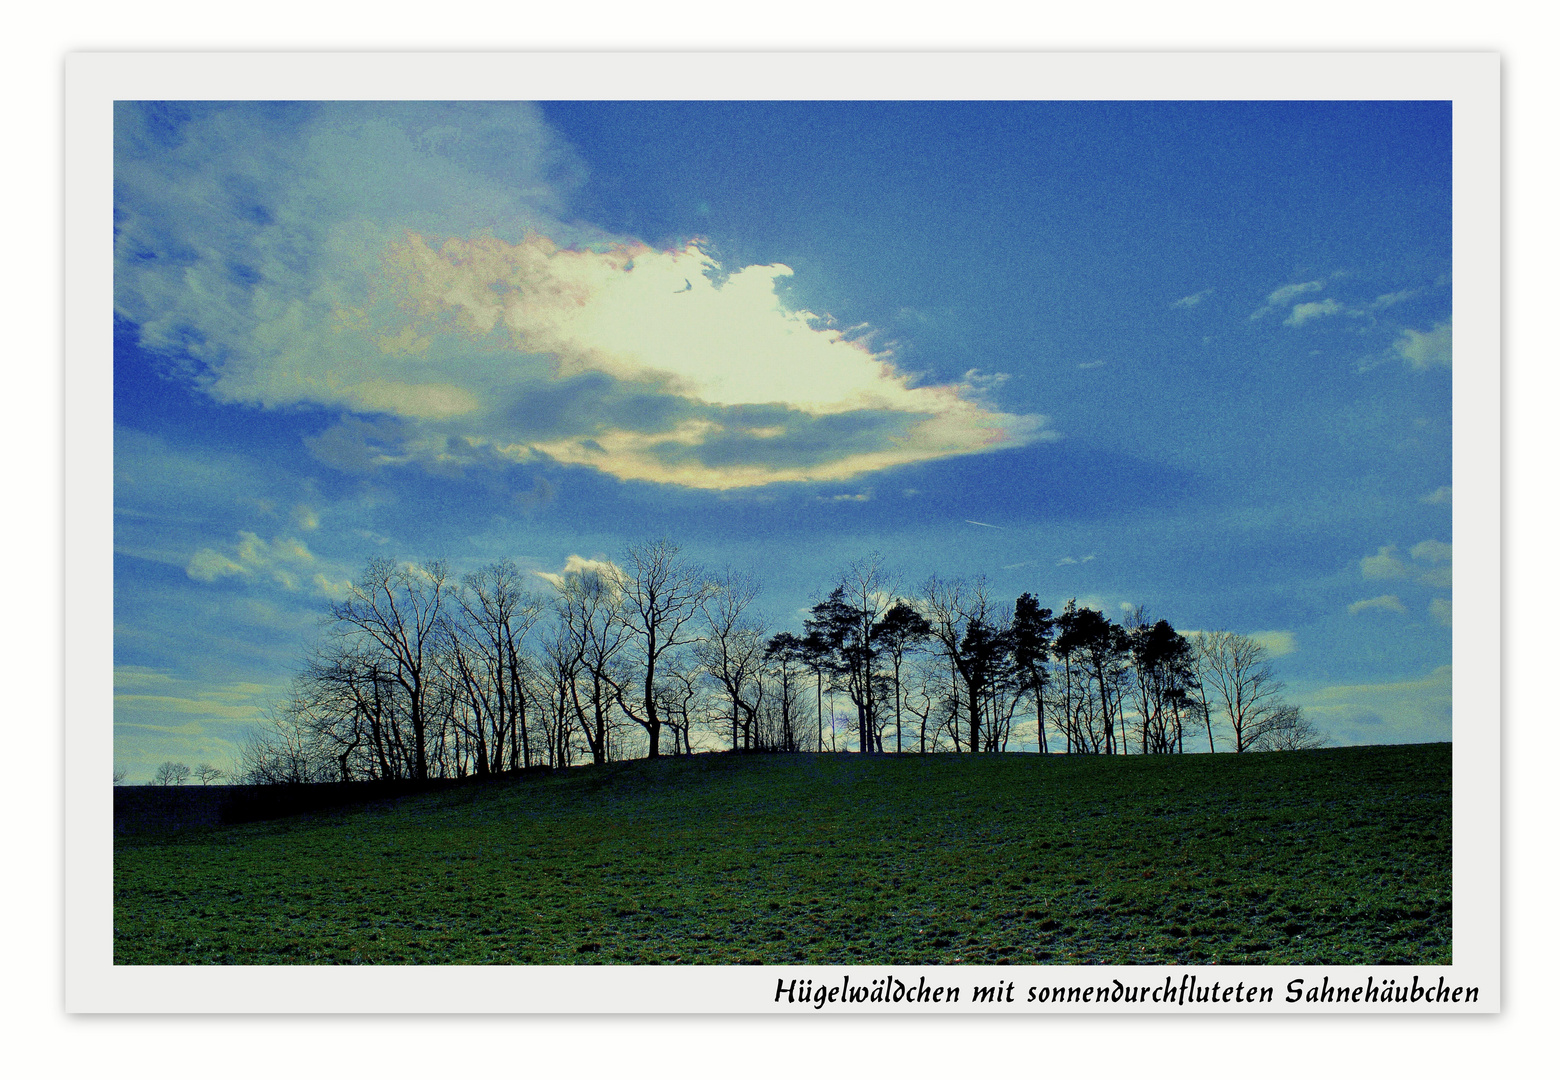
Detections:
115,102,1048,491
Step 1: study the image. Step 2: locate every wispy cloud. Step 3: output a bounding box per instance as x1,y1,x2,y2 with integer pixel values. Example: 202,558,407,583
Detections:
1295,665,1451,745
113,667,282,781
1420,485,1452,505
1284,298,1342,327
1250,279,1323,320
1172,288,1213,308
965,520,1003,529
1367,289,1417,311
1348,594,1407,616
187,531,317,590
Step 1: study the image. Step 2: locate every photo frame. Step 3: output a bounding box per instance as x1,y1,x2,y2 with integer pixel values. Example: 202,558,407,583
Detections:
68,51,1499,1013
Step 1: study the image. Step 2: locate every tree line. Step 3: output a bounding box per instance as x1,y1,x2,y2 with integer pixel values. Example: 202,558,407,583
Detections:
238,540,1325,784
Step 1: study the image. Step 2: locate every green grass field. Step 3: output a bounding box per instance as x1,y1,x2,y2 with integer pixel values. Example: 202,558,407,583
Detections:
114,744,1451,965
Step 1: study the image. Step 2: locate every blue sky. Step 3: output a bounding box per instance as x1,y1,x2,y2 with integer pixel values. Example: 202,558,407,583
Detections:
112,100,1453,777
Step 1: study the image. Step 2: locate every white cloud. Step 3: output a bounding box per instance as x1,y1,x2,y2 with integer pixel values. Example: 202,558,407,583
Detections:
1076,360,1106,370
1348,594,1407,616
1266,280,1323,305
115,102,1049,491
534,555,625,591
1283,299,1342,327
1408,539,1452,588
1249,630,1298,657
1429,598,1453,626
1420,485,1452,505
1409,539,1452,564
1250,279,1322,319
1393,321,1452,369
1172,288,1213,308
1360,545,1409,580
1369,289,1417,310
186,530,318,591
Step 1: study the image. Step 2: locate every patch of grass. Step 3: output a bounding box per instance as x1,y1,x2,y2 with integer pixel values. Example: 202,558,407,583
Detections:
114,744,1451,965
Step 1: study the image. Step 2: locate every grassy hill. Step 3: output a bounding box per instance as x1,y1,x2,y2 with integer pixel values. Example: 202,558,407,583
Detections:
114,744,1452,965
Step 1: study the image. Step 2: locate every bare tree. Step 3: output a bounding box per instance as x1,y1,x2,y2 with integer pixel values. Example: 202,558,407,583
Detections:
330,558,451,780
193,763,225,785
899,654,945,753
112,768,127,785
454,560,545,772
764,632,813,752
554,561,632,765
1186,631,1220,753
697,569,768,751
152,761,191,786
920,575,1008,753
612,538,714,759
285,640,390,782
654,653,707,756
537,624,585,769
1250,705,1329,751
237,708,337,784
1196,630,1287,753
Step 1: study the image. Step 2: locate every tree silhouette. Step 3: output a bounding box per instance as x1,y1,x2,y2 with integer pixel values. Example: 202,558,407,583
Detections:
1127,614,1196,754
1011,594,1054,752
152,761,191,786
330,558,451,780
613,539,714,759
697,570,768,751
1196,630,1286,753
764,631,813,752
874,601,931,753
921,576,1009,753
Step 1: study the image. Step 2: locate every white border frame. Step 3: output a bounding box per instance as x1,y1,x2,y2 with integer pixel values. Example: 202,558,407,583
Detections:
66,51,1499,1013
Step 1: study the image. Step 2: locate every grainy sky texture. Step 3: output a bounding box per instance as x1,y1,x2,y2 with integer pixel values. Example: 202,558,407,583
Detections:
113,100,1453,778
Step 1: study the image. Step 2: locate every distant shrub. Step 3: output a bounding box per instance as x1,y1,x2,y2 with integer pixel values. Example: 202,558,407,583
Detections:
152,761,191,786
